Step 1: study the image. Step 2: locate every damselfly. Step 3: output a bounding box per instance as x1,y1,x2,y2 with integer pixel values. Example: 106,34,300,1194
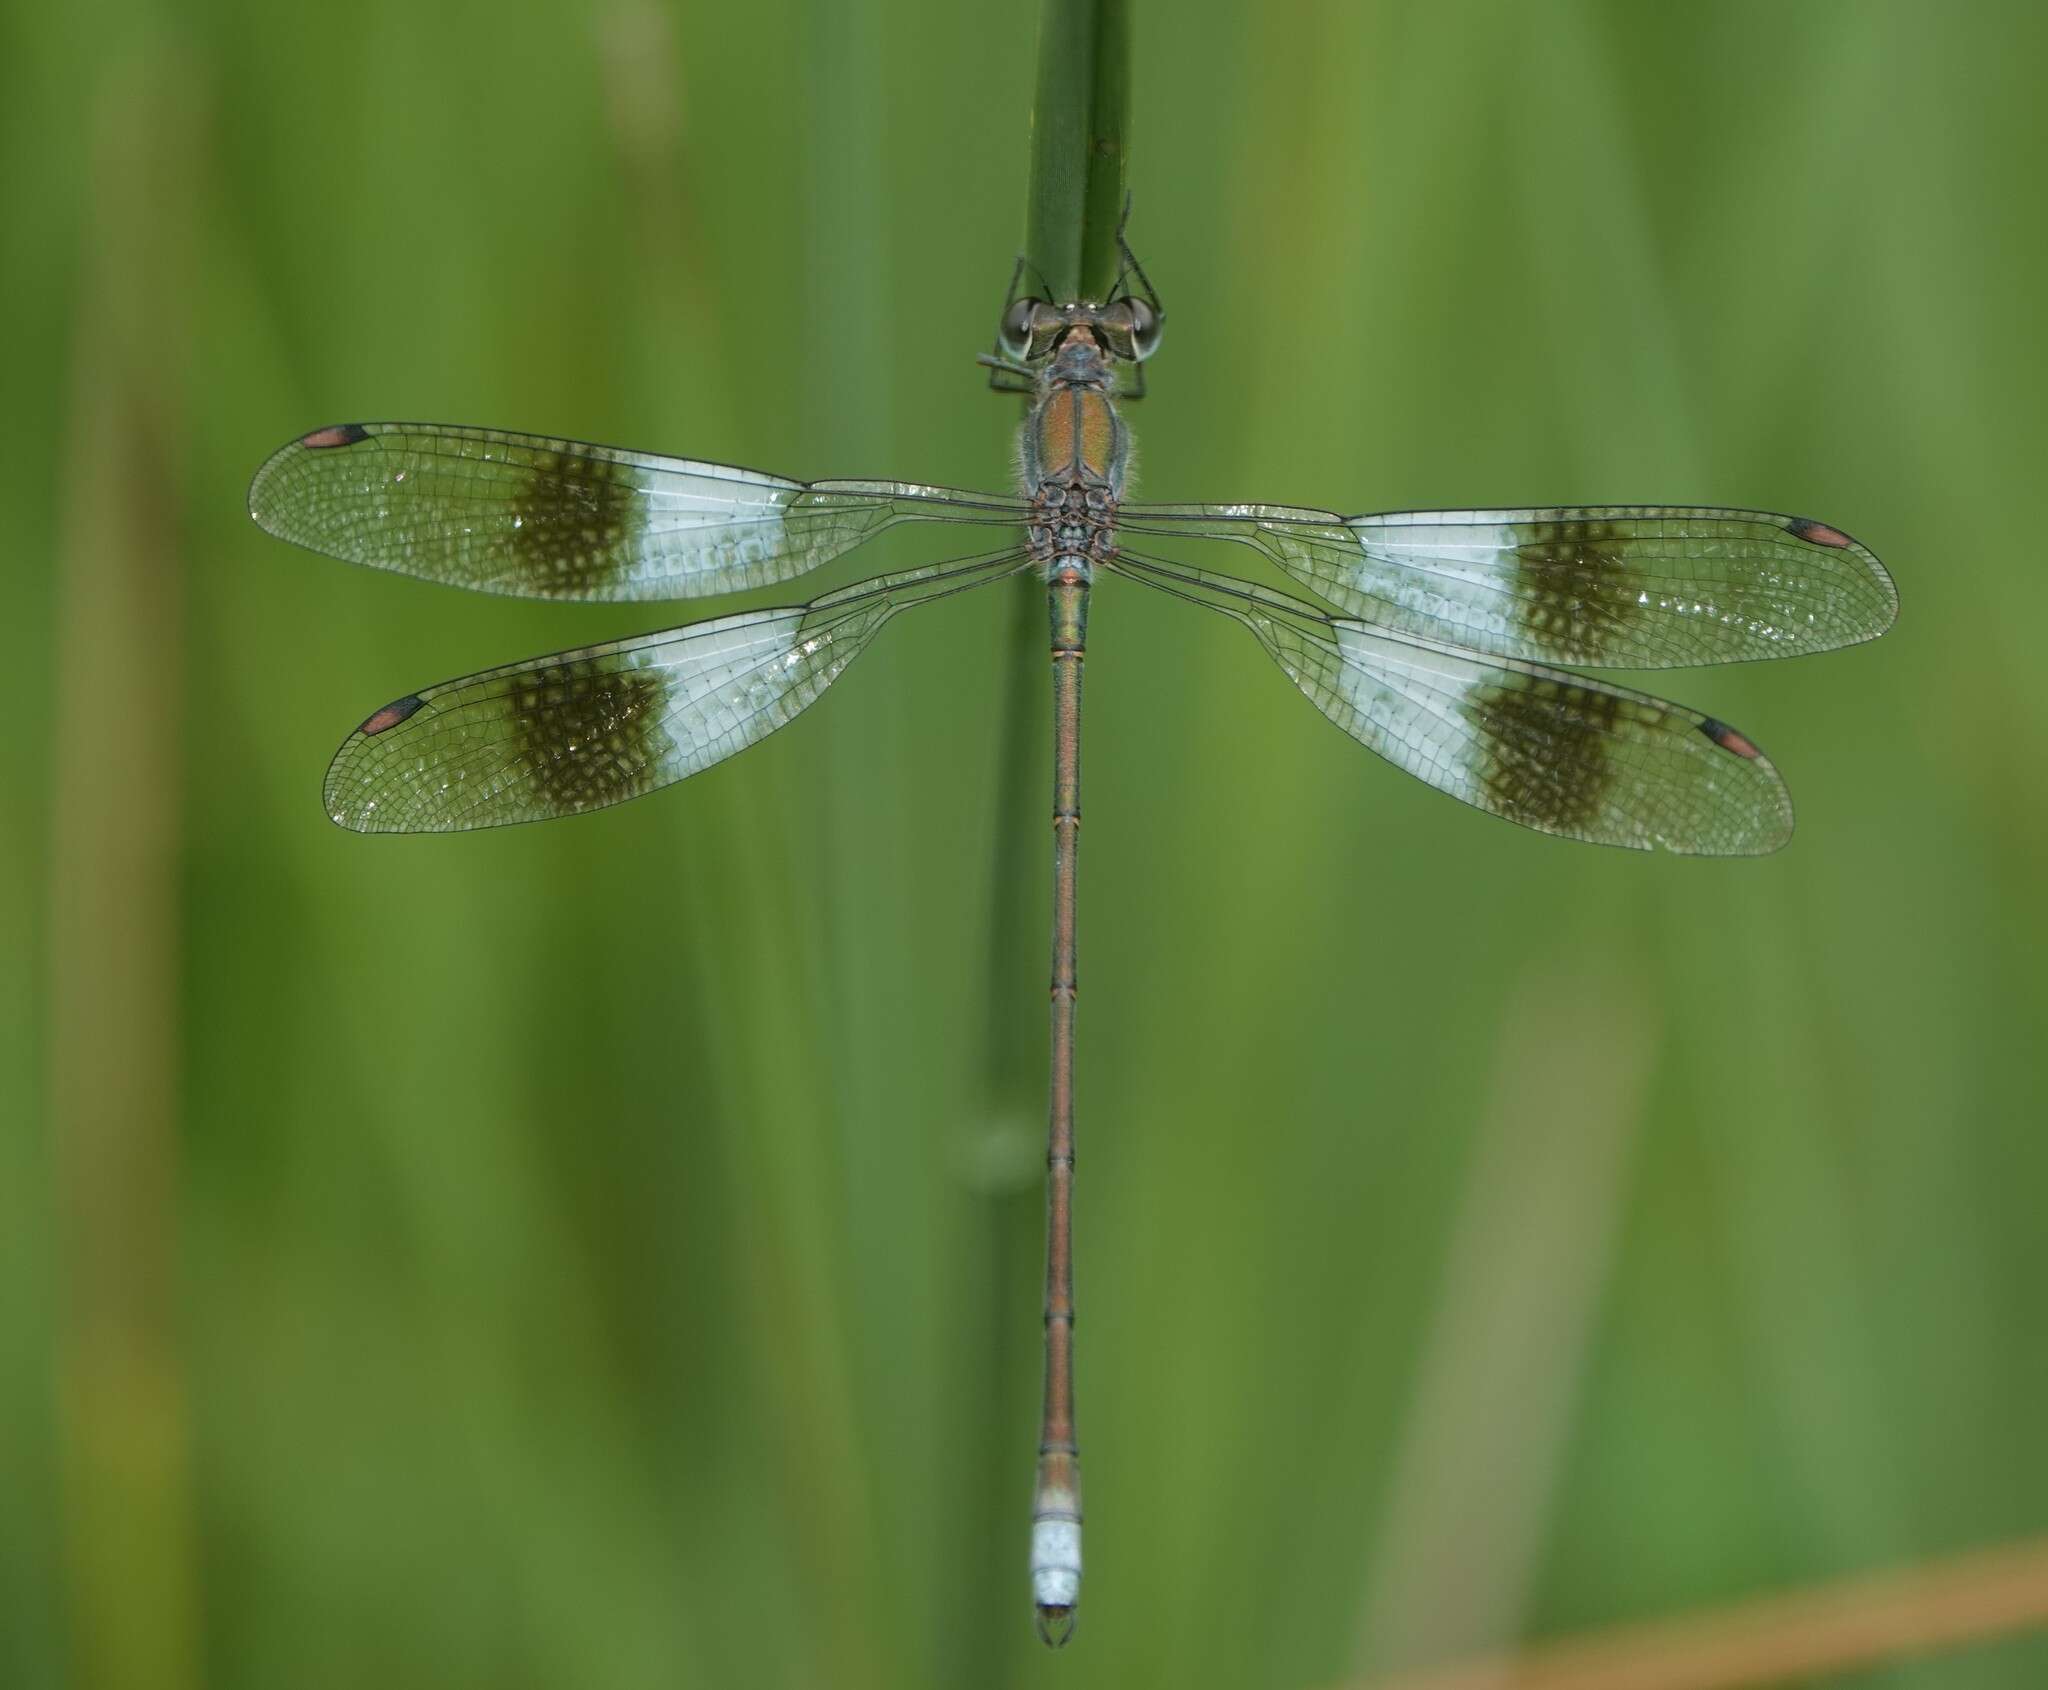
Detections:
249,232,1895,1644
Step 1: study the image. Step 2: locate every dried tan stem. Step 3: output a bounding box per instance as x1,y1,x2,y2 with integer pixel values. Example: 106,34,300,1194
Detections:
1352,1535,2048,1690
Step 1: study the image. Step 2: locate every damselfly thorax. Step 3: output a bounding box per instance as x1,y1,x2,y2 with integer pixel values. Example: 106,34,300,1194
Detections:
1016,311,1149,585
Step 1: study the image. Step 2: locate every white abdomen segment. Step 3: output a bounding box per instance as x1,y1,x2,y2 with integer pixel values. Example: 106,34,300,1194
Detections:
1032,1516,1082,1610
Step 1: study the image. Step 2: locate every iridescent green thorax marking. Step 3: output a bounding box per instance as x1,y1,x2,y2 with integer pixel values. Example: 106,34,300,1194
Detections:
508,659,673,814
505,442,643,595
1511,516,1637,663
1463,673,1656,833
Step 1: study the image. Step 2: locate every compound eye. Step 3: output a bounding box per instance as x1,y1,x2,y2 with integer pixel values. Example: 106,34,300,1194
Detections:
1125,298,1162,360
999,298,1038,360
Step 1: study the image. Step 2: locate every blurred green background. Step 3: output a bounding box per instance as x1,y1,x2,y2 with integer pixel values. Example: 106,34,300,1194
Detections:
5,1,2046,1686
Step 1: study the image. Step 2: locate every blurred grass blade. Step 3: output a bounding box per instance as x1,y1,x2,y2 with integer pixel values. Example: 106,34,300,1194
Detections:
49,46,204,1690
1352,960,1655,1677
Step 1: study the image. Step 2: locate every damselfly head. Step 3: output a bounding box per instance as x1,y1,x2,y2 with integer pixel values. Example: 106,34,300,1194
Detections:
998,297,1160,366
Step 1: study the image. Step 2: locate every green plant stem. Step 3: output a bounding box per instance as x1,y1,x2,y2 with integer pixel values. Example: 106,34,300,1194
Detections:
1023,0,1131,303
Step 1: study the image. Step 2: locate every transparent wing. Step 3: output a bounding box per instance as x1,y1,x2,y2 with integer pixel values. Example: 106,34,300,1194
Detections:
1115,501,1895,669
250,422,1025,603
324,552,1029,833
1113,554,1795,855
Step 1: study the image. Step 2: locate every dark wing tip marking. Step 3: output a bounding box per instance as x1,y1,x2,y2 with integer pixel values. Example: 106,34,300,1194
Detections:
1698,716,1764,760
359,694,425,736
1786,516,1900,640
1787,517,1855,550
300,423,372,450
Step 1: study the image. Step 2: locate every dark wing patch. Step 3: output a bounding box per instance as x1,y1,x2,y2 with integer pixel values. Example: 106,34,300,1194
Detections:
499,440,645,597
506,659,677,816
1508,515,1638,665
1462,672,1631,835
